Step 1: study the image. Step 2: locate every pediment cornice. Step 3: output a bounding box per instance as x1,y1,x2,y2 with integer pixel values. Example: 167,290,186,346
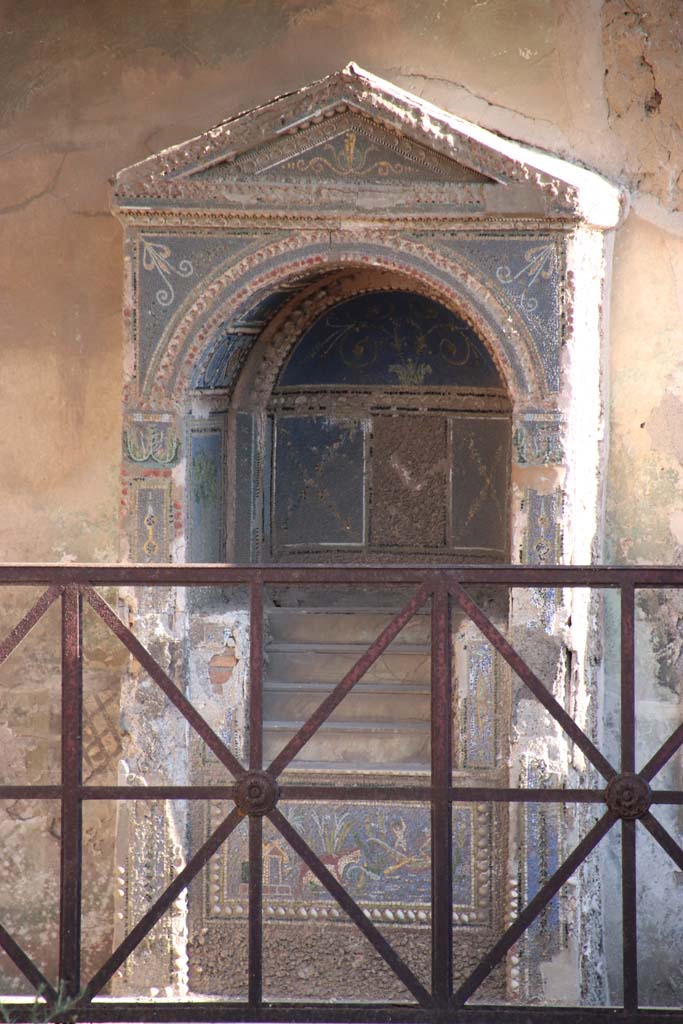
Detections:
112,64,623,228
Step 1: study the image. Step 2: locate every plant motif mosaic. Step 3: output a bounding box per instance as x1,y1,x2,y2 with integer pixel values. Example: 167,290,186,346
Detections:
124,419,179,466
279,291,503,390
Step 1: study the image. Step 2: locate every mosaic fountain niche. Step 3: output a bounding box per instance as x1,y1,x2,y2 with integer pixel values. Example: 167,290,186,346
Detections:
108,66,622,1006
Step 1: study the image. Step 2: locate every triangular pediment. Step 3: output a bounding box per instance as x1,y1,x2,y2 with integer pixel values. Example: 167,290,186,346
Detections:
113,63,622,227
188,111,493,185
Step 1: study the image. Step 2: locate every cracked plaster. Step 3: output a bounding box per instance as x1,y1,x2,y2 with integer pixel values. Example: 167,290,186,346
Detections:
602,0,683,209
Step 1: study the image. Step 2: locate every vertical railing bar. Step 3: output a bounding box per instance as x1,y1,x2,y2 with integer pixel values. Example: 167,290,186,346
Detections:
249,578,264,772
622,818,638,1011
248,816,263,1006
620,582,637,1011
621,582,635,774
248,577,264,1006
430,577,452,1006
59,584,83,999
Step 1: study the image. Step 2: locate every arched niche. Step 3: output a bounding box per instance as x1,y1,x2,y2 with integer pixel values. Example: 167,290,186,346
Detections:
111,65,624,1002
210,269,513,564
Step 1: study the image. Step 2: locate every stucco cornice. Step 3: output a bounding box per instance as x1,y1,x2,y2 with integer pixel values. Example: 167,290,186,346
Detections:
112,64,624,230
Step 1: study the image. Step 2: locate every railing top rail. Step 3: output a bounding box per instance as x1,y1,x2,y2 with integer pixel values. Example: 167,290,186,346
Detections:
0,562,681,586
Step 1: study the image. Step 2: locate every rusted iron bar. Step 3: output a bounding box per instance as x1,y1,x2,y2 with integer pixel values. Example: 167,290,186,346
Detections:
248,580,264,1006
248,815,263,1007
280,784,433,801
453,812,617,1006
641,811,683,872
249,578,264,772
59,584,83,1000
0,784,612,803
0,922,57,1003
2,562,683,1022
620,583,638,1011
622,819,638,1011
640,718,683,783
621,584,636,774
2,562,683,587
0,786,62,799
81,806,244,1001
19,1001,683,1022
268,807,432,1008
84,586,246,780
267,583,431,777
430,580,453,1007
450,582,617,782
650,791,683,804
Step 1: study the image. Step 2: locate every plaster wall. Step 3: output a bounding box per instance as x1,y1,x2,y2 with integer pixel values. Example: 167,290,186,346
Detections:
1,0,683,1007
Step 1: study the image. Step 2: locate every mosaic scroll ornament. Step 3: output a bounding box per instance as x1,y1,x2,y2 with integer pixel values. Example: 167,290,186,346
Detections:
496,243,557,315
195,112,491,185
207,801,491,927
141,237,194,307
276,128,459,181
136,233,260,387
426,235,563,393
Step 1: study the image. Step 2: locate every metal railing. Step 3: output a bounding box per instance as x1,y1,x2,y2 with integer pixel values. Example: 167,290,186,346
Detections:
0,563,682,1021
